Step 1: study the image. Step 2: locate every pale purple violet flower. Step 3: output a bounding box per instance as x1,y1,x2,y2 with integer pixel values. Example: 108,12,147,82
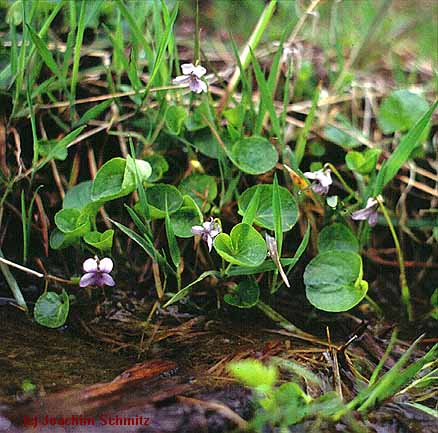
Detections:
304,168,332,195
79,256,115,288
351,197,381,226
172,63,208,93
191,218,221,252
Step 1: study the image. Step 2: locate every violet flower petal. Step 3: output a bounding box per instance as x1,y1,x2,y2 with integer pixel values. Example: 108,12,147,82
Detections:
99,257,113,273
172,75,191,85
98,273,116,287
83,258,98,273
192,65,207,78
181,63,196,75
191,225,205,235
79,272,98,287
368,211,379,226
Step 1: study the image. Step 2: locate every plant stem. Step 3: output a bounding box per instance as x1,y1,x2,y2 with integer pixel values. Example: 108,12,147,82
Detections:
0,250,28,312
325,163,357,198
218,0,277,113
377,197,413,321
256,300,304,334
365,294,384,319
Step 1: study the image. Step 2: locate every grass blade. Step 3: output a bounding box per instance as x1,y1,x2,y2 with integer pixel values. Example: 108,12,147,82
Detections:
242,186,260,226
251,48,282,142
163,270,220,307
295,83,321,166
375,101,437,194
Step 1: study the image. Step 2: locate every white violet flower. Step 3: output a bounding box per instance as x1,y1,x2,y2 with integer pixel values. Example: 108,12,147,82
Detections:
191,218,221,252
79,256,115,288
351,196,382,226
173,63,208,93
304,168,333,195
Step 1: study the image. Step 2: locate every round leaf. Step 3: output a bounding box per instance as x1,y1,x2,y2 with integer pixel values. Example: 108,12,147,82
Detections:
54,208,90,237
34,290,69,328
189,129,223,159
318,224,359,253
179,174,217,211
304,251,368,312
170,195,203,238
63,181,102,216
226,136,278,174
378,90,430,134
145,184,183,219
224,280,260,308
91,157,151,202
238,184,299,232
83,229,114,251
165,105,187,135
143,154,169,182
214,223,266,267
345,149,381,175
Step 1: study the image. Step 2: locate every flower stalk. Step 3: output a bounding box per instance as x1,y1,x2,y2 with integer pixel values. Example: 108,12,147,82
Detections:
376,196,413,321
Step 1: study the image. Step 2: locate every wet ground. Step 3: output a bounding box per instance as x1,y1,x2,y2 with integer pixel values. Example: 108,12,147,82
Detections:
1,302,437,433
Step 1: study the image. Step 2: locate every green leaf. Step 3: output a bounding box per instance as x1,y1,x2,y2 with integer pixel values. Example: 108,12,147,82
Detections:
238,184,299,232
37,126,85,164
110,218,173,274
318,224,359,253
250,49,282,141
178,174,217,211
91,157,151,201
323,124,361,149
241,186,260,226
83,229,114,251
214,223,266,267
163,270,220,307
224,279,260,308
227,359,278,389
378,90,430,134
272,174,282,254
188,129,223,158
26,24,63,80
49,228,77,250
143,154,169,183
226,258,298,276
63,181,102,216
34,290,69,328
54,208,90,238
170,195,202,238
226,136,278,175
74,99,113,127
304,251,368,312
165,197,180,269
376,101,437,193
165,105,187,135
345,149,381,175
145,184,183,219
295,84,320,165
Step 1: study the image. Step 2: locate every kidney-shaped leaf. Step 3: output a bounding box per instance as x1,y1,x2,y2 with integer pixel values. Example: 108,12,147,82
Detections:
214,223,266,267
83,229,114,251
34,290,69,328
63,180,103,216
145,183,183,219
170,195,202,238
318,224,359,253
238,184,298,232
378,90,430,134
304,251,368,312
179,174,217,211
226,136,278,174
224,279,260,308
91,157,151,202
54,208,90,238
